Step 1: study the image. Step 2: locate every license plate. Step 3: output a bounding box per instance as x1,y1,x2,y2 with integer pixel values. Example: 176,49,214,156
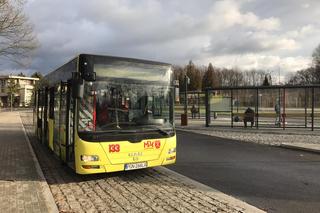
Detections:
124,162,147,171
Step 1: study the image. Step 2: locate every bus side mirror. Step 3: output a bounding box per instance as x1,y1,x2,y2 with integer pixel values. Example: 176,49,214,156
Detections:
79,54,96,81
72,72,84,99
83,72,96,81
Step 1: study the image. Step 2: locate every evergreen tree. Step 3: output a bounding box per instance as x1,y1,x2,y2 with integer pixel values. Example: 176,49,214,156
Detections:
185,60,202,91
262,74,271,86
17,72,26,77
178,70,186,92
202,63,213,90
202,63,219,90
193,68,202,91
31,71,43,79
185,60,195,91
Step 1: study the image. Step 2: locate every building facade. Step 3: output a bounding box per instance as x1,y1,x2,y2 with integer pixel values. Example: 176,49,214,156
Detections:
0,75,39,107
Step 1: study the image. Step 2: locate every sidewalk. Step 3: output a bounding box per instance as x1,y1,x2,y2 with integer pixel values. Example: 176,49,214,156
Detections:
176,119,320,153
0,111,58,213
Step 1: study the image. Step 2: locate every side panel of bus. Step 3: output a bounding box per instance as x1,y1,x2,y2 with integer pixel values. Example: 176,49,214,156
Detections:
45,82,75,165
43,88,49,146
48,88,55,151
53,85,61,156
59,83,67,162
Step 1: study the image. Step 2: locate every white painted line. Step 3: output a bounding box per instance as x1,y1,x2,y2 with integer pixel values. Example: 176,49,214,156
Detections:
157,167,266,213
19,112,59,213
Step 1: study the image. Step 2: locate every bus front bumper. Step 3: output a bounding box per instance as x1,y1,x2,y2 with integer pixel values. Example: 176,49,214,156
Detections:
76,156,176,174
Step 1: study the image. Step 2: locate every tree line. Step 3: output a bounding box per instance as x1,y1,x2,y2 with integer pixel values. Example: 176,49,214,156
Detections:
173,61,272,92
174,43,320,91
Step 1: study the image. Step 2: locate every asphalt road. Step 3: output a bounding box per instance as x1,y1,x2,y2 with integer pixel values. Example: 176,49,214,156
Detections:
167,131,320,213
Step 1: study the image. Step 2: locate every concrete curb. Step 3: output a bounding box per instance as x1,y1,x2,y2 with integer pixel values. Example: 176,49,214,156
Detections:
156,167,266,213
280,143,320,154
19,112,59,213
176,126,320,136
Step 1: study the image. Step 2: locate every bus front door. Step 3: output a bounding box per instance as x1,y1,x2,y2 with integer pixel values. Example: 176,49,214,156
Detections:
59,82,75,166
66,82,75,167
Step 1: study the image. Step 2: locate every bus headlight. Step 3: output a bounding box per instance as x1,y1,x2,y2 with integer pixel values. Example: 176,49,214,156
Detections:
81,155,99,162
168,148,176,154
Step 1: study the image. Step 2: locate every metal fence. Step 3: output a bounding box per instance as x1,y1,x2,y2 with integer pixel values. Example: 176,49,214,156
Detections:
203,85,320,130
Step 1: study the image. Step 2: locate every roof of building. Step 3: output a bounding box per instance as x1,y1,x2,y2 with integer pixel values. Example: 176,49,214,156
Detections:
0,75,39,81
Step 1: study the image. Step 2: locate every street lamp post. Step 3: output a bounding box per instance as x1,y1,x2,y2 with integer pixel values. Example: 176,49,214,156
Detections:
184,75,190,114
10,93,13,112
182,75,190,126
259,93,262,107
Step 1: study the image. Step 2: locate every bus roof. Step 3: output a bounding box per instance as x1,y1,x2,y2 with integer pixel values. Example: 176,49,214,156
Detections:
44,54,171,87
79,54,171,66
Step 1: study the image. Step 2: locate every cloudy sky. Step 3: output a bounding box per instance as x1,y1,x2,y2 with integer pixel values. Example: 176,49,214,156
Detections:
2,0,320,81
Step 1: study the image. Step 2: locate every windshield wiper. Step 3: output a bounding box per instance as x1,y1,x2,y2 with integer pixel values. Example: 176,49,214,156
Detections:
95,129,138,134
138,125,174,136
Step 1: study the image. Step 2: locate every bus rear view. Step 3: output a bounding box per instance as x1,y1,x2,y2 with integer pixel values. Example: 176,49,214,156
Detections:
36,54,176,174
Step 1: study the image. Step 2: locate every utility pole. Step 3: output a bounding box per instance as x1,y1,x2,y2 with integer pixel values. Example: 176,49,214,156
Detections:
278,66,281,85
184,75,189,115
11,93,13,112
182,75,190,126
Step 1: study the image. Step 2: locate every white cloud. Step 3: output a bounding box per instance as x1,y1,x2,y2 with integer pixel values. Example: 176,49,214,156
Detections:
204,30,299,56
206,0,280,31
0,0,318,78
262,37,298,50
285,24,318,39
302,3,310,9
199,54,310,73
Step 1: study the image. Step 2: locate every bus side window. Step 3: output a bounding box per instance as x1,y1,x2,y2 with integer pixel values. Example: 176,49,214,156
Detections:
49,88,54,119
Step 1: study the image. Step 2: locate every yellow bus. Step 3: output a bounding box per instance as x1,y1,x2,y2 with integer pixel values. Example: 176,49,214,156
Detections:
34,54,176,174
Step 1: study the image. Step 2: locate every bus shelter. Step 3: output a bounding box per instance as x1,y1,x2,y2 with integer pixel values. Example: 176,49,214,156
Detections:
178,91,204,119
205,85,320,131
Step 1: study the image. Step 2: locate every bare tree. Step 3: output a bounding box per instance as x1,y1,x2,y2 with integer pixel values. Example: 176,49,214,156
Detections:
287,43,320,85
243,69,266,86
218,68,243,87
312,44,320,66
312,44,320,83
287,67,316,85
0,0,37,66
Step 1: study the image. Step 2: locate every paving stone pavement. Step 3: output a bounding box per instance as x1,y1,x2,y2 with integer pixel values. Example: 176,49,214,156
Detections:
20,111,264,213
0,111,57,213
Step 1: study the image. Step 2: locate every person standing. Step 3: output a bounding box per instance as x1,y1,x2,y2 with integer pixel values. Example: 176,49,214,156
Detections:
274,99,281,126
243,107,254,128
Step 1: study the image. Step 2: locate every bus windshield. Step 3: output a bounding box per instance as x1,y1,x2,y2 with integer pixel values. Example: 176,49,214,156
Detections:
78,63,173,135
